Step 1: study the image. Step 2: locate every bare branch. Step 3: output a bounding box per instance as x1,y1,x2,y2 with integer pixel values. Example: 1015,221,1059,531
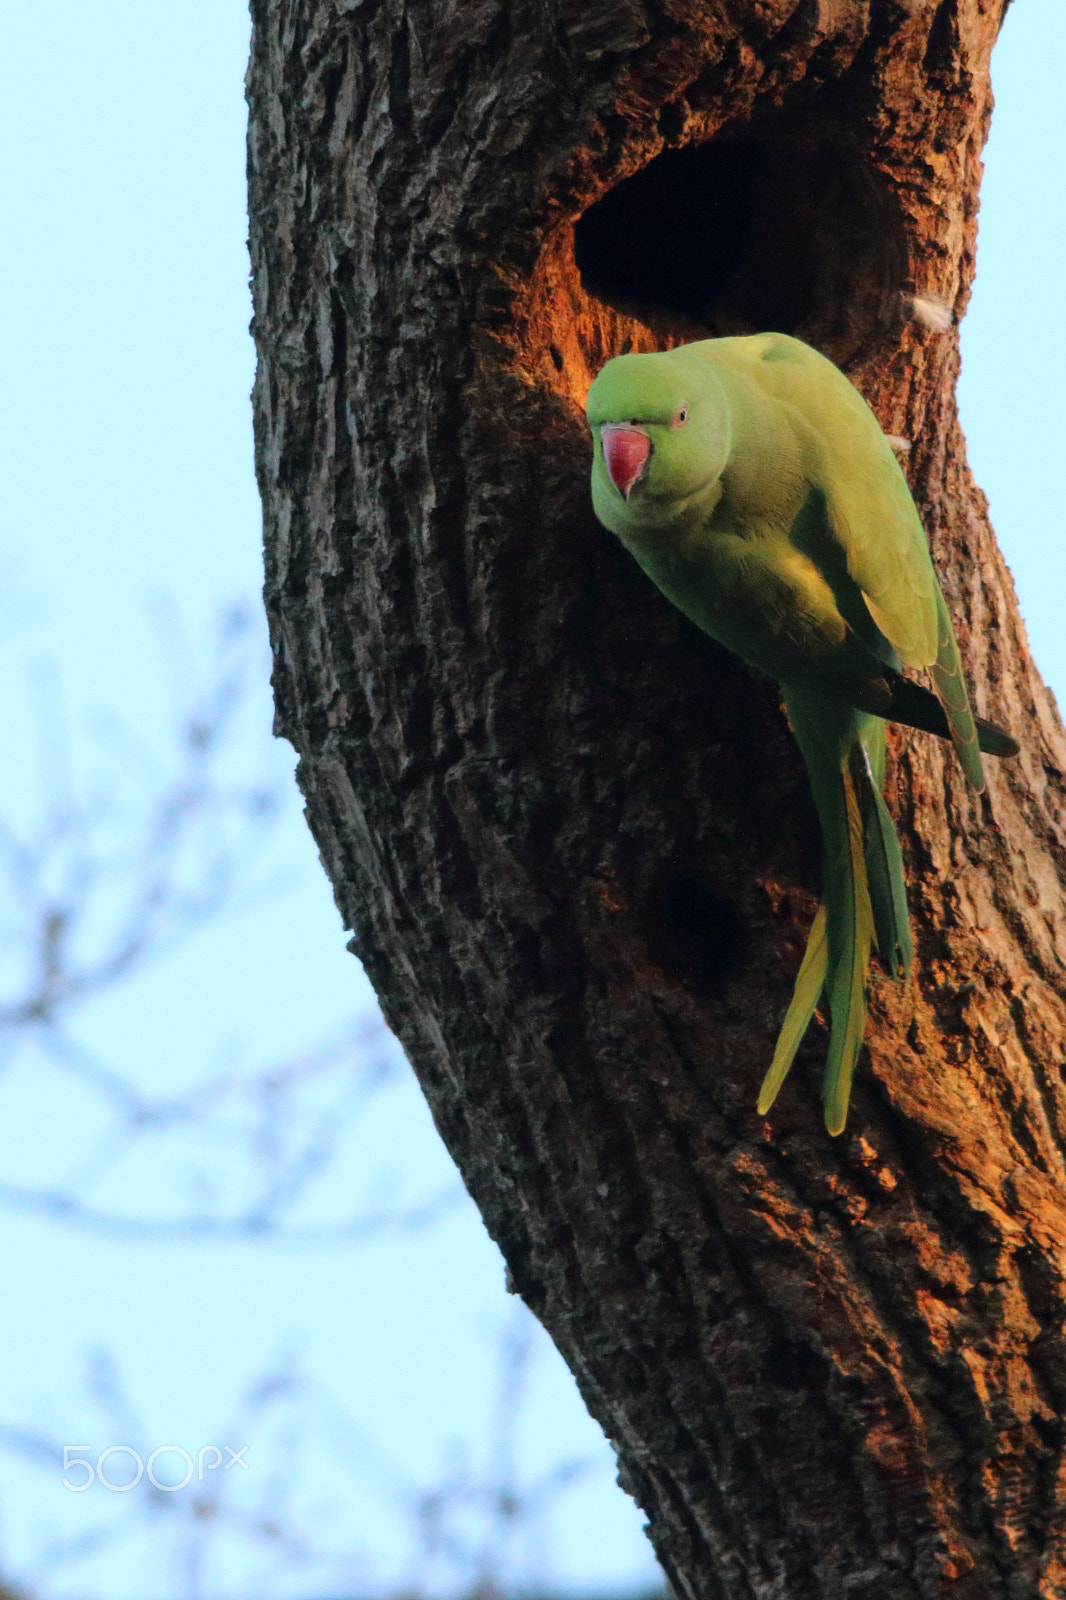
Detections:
0,607,284,1028
0,608,469,1244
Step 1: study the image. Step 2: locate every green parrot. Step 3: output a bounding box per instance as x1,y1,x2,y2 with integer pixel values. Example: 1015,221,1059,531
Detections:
586,332,1018,1135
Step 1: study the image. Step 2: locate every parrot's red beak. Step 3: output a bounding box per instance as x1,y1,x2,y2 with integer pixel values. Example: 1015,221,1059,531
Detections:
601,424,650,499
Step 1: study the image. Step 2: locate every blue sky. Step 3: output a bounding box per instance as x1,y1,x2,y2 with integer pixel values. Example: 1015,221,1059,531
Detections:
0,1,1062,1596
958,0,1066,676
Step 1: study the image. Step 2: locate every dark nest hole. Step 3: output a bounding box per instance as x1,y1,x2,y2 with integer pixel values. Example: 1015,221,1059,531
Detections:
644,862,748,993
574,138,909,366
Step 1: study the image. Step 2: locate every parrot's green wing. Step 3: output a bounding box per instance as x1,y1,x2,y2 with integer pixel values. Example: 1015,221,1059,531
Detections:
930,588,984,789
701,333,985,786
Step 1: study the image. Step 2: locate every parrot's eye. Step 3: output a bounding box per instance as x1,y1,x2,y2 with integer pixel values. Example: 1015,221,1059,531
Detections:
674,407,689,427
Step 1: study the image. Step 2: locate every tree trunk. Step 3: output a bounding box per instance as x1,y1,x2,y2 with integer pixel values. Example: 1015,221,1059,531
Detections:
246,2,1066,1594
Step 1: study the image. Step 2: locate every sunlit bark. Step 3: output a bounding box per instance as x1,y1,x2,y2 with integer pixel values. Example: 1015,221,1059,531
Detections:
248,3,1066,1593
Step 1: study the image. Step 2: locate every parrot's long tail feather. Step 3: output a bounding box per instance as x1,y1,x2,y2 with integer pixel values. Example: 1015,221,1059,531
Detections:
760,696,907,1133
820,757,876,1135
850,744,913,981
756,905,826,1116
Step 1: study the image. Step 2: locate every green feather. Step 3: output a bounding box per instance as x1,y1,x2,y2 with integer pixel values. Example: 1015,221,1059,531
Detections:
781,691,881,1133
756,903,827,1116
820,756,875,1136
850,737,913,980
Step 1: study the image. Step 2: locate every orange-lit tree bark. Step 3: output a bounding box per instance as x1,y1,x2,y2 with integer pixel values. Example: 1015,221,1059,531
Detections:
247,3,1066,1595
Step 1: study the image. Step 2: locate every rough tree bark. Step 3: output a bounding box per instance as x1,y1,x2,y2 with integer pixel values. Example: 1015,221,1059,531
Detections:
247,2,1066,1595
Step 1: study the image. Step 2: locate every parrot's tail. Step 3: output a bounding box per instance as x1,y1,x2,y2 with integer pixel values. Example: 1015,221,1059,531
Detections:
757,698,911,1135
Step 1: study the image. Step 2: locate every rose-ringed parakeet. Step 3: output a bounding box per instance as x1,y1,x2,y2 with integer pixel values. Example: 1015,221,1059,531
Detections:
586,333,1017,1135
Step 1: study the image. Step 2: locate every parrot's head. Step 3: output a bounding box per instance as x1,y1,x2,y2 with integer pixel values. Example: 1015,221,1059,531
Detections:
586,349,731,532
